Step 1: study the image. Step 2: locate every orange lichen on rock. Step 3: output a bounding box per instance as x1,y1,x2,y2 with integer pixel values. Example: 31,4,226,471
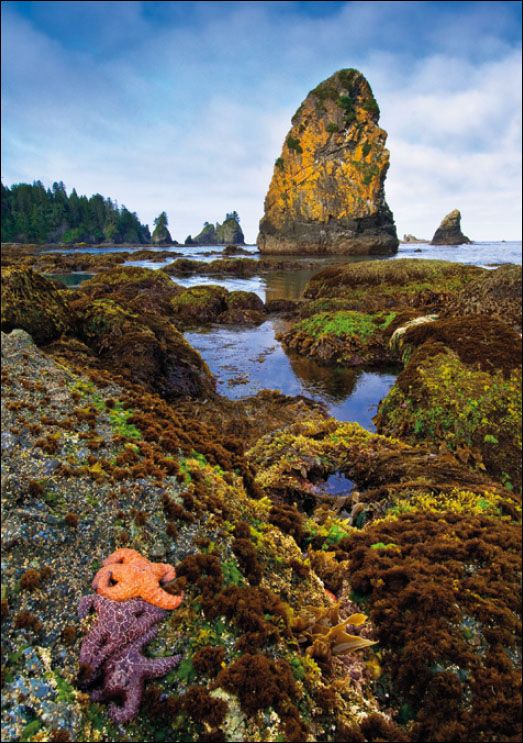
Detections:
258,68,398,255
92,548,183,610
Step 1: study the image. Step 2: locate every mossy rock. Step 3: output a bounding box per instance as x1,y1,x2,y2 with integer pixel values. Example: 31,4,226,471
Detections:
1,266,72,344
376,344,522,490
226,291,265,312
446,263,522,331
303,259,484,313
247,418,509,510
164,258,259,278
398,315,522,376
279,309,397,365
218,291,266,325
80,266,182,316
375,315,522,488
76,298,215,399
169,285,228,326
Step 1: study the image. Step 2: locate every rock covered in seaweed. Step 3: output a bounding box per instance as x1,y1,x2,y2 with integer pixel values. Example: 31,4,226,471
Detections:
445,263,522,331
1,329,387,742
258,68,398,255
1,266,71,344
74,298,216,400
375,315,522,489
430,209,471,245
247,417,522,741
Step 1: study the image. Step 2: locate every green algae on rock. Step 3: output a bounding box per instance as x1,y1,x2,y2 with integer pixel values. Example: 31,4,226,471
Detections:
375,318,522,491
258,69,398,255
278,310,397,366
1,330,386,742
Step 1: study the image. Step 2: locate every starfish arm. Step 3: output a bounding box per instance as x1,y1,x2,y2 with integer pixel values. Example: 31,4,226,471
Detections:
139,626,160,648
94,565,137,601
103,548,142,567
78,594,96,619
108,680,142,724
142,654,182,679
91,566,111,591
153,563,177,584
142,586,184,610
132,600,167,624
90,688,107,702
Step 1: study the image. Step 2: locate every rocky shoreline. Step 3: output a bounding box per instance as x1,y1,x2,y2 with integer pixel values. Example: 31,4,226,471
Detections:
1,242,521,741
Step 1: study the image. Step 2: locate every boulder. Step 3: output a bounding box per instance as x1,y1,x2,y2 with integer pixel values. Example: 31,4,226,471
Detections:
80,266,182,316
218,290,266,325
76,298,215,400
1,266,71,344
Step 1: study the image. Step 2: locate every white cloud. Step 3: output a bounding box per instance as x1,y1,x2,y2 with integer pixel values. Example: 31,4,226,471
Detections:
1,1,521,242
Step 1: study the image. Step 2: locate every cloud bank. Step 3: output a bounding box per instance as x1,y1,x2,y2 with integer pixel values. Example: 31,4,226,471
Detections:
2,1,521,242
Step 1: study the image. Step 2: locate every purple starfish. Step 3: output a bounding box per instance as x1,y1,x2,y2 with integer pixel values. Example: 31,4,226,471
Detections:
89,627,182,723
77,594,167,688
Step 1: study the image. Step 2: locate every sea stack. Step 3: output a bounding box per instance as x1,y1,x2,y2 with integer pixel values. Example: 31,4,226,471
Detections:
152,212,173,245
189,213,245,245
257,69,398,255
431,209,471,245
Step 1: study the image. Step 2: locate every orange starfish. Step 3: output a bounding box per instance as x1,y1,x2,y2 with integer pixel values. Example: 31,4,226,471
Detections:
102,548,177,583
92,549,183,610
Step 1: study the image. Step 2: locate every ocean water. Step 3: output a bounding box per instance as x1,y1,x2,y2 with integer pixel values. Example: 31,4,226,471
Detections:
394,240,521,267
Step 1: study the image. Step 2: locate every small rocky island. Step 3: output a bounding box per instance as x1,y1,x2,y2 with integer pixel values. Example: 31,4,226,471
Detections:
186,212,245,245
430,209,471,245
151,211,177,246
257,69,398,255
402,234,427,243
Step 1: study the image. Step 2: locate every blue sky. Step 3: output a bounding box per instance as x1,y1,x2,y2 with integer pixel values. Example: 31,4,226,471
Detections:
2,1,522,241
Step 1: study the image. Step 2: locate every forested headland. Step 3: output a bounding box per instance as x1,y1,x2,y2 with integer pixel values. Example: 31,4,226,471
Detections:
1,181,151,244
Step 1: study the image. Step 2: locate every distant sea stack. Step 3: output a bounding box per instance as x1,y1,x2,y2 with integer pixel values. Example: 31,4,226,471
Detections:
402,234,427,244
431,209,471,245
187,213,245,245
152,211,175,245
257,69,398,255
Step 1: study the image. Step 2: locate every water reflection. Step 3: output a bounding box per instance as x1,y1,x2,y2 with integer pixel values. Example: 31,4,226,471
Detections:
46,272,94,287
185,319,399,431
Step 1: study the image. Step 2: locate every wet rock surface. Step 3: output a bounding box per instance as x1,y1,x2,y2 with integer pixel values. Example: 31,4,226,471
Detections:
1,247,521,742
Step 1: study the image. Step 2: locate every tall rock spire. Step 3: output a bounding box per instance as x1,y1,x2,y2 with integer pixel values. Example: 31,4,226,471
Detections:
258,69,398,255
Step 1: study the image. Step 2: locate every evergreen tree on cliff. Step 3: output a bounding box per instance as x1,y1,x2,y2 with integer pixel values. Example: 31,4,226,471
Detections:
192,212,245,245
151,211,173,245
1,181,149,244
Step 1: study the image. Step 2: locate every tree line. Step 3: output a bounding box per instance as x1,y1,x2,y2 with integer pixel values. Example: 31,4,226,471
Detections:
1,181,151,244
